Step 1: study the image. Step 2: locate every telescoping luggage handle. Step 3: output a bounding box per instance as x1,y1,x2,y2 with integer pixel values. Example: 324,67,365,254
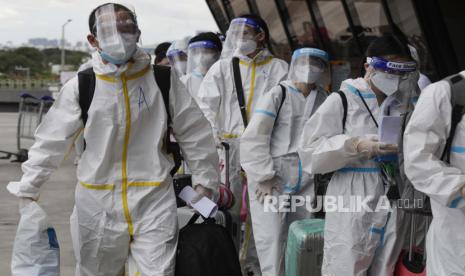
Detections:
395,213,429,275
221,142,231,189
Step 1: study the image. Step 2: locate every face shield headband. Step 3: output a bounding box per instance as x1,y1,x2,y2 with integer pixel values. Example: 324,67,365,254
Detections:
292,48,329,63
367,57,417,75
188,41,219,51
168,49,187,58
229,17,264,34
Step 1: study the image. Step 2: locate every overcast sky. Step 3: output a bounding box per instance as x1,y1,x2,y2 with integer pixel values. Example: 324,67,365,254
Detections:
0,0,219,46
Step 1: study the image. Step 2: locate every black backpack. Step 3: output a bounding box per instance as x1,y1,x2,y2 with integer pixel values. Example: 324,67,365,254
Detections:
312,91,347,218
398,73,465,214
175,214,242,276
77,65,182,176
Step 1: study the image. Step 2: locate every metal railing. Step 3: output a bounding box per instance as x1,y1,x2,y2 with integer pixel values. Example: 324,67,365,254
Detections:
0,79,57,90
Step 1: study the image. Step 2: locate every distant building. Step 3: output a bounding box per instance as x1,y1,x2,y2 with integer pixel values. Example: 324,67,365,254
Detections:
51,64,74,75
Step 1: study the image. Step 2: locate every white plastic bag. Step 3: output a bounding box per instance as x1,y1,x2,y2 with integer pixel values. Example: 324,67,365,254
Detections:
11,201,60,276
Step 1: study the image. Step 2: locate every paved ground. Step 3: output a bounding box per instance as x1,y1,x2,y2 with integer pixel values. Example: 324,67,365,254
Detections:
0,112,76,275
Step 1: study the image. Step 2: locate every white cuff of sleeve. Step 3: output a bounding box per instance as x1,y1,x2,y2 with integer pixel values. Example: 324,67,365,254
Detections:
6,181,40,200
191,175,218,191
344,137,361,154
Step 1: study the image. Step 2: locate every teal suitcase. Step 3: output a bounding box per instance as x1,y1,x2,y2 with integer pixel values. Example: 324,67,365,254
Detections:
286,219,325,276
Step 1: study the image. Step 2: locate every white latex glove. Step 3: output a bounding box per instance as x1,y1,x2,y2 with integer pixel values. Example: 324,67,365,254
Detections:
256,177,280,204
191,184,213,204
355,137,398,159
18,197,35,211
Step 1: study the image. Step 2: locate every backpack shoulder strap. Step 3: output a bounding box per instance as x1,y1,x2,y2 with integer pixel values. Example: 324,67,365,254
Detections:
441,73,465,162
277,84,287,118
337,91,348,133
232,57,248,127
78,67,96,125
153,64,172,124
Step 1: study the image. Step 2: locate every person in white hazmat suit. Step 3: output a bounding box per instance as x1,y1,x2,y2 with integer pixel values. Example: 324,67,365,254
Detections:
298,35,419,276
167,38,190,77
180,32,222,104
196,14,288,274
6,3,220,276
403,70,465,275
240,47,329,276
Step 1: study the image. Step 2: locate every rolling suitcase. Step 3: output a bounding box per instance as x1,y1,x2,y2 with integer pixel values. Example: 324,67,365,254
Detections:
286,218,325,276
395,214,428,276
177,207,240,251
175,213,242,276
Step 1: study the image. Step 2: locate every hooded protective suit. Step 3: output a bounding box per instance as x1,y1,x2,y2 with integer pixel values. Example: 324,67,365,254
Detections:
197,48,287,273
7,48,220,276
298,77,417,276
403,71,465,275
241,79,327,275
197,48,288,203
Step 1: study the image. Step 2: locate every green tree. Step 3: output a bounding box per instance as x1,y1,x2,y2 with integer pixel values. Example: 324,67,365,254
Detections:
0,47,90,78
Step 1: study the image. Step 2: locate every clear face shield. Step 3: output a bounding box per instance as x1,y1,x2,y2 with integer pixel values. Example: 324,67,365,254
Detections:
95,4,140,65
367,56,418,98
167,49,188,76
186,41,220,76
288,48,329,86
221,17,264,59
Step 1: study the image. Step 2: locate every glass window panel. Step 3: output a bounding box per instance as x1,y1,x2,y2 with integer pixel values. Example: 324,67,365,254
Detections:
388,0,437,79
255,0,292,60
315,0,364,77
283,0,323,48
438,0,465,70
351,0,391,49
206,0,231,33
230,0,250,16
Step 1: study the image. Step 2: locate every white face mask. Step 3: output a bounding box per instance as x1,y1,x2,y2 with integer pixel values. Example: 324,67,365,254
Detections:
294,65,323,84
99,33,138,65
236,39,257,56
370,71,400,96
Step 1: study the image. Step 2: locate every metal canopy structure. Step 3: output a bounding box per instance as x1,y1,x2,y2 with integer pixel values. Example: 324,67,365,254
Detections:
206,0,465,81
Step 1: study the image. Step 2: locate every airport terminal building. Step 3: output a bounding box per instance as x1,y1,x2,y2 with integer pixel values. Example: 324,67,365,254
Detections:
206,0,465,86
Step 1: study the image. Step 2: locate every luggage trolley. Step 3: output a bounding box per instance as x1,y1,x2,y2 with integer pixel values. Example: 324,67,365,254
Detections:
0,93,54,162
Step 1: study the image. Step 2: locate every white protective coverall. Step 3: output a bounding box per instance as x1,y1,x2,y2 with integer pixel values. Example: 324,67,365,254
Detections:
197,49,288,205
241,80,327,275
180,71,204,104
197,48,288,271
403,71,465,275
7,48,220,276
298,78,414,276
